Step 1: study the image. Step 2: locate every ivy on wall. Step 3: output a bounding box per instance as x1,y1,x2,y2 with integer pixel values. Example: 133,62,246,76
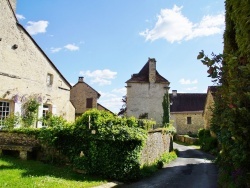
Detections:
198,1,250,186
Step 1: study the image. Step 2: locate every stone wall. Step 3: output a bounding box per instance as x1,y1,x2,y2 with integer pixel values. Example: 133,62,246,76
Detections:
140,130,172,165
0,131,39,146
0,0,75,123
171,112,204,135
127,83,169,123
174,134,199,145
203,91,214,130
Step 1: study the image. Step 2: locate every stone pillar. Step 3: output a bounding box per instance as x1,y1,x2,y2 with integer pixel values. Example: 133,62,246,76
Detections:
19,151,28,160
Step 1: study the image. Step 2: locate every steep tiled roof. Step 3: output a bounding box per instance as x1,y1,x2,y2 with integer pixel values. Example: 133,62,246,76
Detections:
170,93,207,112
72,81,101,98
126,60,169,83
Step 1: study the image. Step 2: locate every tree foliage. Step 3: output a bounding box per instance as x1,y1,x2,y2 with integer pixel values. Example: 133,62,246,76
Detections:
198,1,250,186
162,92,170,125
118,95,127,116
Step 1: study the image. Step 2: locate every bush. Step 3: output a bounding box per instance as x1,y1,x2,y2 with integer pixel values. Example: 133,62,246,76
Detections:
39,109,148,182
198,129,217,152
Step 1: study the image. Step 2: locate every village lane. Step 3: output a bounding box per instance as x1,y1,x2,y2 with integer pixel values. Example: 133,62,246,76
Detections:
119,142,218,188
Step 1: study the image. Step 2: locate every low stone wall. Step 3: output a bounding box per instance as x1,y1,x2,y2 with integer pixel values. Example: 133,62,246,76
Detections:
174,134,199,145
140,129,172,165
0,131,41,160
0,131,40,146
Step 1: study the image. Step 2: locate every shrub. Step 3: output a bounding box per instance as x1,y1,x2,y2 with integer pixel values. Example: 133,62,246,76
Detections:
198,129,217,152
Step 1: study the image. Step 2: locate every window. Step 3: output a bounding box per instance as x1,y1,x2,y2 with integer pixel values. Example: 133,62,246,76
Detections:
0,101,10,126
47,73,53,86
187,117,192,124
42,105,50,126
86,98,93,108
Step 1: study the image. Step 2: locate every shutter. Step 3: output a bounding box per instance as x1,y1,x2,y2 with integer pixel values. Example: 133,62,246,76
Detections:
52,105,57,115
37,104,43,128
14,102,22,128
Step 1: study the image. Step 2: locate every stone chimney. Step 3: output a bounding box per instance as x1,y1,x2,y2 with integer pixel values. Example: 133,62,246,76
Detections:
9,0,16,13
172,90,177,97
148,58,156,83
78,77,84,83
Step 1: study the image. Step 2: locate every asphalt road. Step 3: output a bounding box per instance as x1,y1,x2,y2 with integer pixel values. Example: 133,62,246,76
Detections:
119,142,218,188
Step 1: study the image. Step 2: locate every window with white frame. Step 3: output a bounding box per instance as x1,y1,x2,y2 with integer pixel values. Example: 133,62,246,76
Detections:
42,104,50,127
0,101,10,126
46,73,53,86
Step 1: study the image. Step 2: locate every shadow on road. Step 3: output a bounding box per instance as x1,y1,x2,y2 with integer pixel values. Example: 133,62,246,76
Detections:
117,162,218,188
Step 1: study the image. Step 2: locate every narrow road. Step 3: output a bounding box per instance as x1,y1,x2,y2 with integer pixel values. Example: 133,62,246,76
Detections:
119,142,218,188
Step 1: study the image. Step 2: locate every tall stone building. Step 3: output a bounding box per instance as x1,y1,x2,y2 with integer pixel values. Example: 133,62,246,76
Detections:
126,58,170,123
0,0,75,127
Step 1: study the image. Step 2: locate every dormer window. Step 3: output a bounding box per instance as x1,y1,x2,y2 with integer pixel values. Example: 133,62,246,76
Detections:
47,73,53,86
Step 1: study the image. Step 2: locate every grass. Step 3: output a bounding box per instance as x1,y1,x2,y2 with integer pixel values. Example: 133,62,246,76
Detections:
0,155,107,188
174,140,200,149
140,151,178,178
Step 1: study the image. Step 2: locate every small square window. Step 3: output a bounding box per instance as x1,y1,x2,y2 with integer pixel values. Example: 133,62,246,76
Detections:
47,73,53,86
187,117,192,124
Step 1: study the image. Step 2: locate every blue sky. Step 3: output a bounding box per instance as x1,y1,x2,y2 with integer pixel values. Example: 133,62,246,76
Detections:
16,0,225,113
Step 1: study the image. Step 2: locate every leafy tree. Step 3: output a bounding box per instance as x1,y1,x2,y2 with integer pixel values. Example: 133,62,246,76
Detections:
118,95,127,116
198,1,250,186
162,92,170,125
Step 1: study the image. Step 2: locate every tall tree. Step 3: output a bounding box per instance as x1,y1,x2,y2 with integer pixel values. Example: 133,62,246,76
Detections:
118,95,127,116
162,92,170,125
198,1,250,186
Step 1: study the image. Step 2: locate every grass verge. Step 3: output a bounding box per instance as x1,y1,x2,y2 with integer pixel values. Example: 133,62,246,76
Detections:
140,151,178,178
174,140,200,149
0,155,107,188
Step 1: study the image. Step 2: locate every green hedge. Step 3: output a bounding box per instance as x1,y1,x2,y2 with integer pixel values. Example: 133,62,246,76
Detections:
38,109,147,181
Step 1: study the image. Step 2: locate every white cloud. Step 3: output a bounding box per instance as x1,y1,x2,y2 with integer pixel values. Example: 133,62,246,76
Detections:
112,87,126,95
186,87,198,91
50,47,62,53
64,44,79,51
79,69,117,86
98,89,127,113
26,20,49,35
179,78,198,85
16,14,25,20
140,5,225,43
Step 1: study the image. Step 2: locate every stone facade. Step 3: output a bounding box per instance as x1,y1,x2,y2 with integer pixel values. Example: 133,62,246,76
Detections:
170,91,206,135
171,112,204,135
140,130,172,165
70,77,100,117
0,0,75,126
203,86,217,130
126,58,170,123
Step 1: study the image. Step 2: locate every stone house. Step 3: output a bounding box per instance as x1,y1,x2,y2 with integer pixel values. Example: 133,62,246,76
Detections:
170,90,206,135
0,0,75,128
126,58,170,123
203,86,218,130
70,77,112,117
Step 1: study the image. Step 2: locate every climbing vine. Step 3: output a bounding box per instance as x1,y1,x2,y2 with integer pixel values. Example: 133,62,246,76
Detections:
198,1,250,186
21,97,40,127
